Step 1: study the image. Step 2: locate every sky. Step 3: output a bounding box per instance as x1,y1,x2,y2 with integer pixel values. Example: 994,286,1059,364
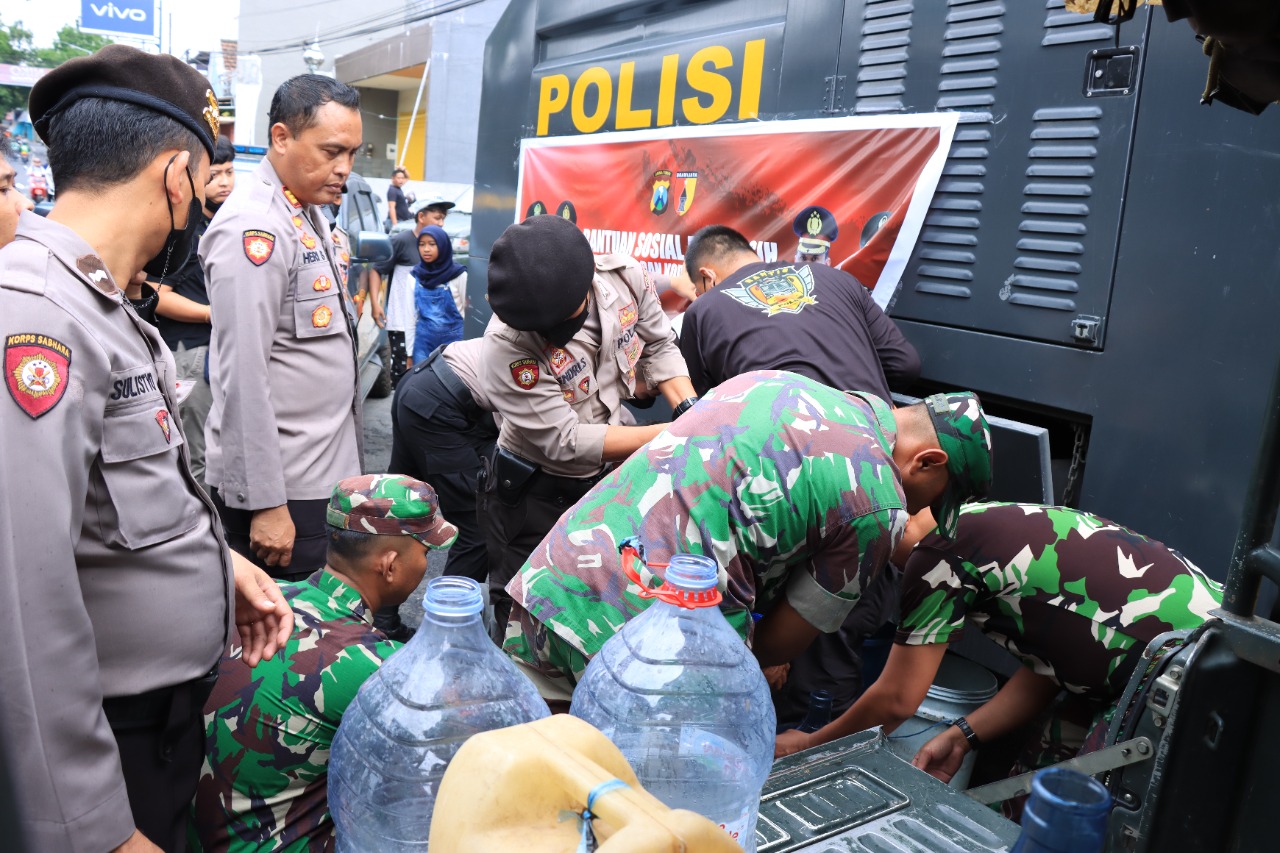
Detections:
4,0,241,60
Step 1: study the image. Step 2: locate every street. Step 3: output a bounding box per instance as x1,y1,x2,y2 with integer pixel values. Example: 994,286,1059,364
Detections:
363,390,447,630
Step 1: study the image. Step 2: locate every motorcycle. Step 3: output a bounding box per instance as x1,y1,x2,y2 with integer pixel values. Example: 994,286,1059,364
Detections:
28,173,48,204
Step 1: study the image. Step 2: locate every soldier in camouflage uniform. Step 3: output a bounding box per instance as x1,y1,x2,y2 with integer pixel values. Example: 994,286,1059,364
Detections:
775,502,1223,797
503,370,993,701
190,474,458,852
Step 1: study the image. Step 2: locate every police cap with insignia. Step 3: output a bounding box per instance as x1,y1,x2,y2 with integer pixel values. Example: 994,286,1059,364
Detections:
29,44,220,158
487,214,595,332
792,205,839,256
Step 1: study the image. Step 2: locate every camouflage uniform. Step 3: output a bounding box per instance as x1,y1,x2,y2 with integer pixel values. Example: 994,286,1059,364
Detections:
503,370,911,694
896,501,1223,810
191,475,456,852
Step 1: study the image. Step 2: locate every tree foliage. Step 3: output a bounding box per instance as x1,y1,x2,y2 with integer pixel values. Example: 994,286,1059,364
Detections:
0,20,113,123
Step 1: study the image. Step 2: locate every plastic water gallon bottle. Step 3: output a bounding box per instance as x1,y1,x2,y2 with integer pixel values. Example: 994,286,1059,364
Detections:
797,690,834,733
327,576,550,852
570,551,776,852
1011,767,1112,853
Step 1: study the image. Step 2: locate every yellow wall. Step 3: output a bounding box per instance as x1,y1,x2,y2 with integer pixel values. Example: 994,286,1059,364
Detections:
396,88,427,179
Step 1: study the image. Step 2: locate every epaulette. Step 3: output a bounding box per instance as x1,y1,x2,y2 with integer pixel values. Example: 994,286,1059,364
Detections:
0,240,51,295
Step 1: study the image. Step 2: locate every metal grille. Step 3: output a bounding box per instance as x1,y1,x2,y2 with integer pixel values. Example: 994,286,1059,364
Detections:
854,0,915,114
1042,0,1116,47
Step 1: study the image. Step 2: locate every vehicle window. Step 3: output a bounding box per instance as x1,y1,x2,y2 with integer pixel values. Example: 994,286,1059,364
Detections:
352,188,377,233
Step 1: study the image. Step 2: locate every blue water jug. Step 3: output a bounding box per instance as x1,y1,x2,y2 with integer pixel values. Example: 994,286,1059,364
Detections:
328,576,549,852
1011,766,1112,853
570,550,776,851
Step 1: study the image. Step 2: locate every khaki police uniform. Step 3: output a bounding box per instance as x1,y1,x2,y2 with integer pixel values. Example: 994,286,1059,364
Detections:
0,212,234,852
202,158,363,579
479,254,688,631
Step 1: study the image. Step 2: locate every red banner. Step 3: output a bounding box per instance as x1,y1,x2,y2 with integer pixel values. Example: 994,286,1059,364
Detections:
517,115,956,306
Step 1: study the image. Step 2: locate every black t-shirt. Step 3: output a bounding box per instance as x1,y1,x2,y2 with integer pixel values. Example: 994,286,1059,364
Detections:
156,212,212,350
387,185,411,222
678,261,920,400
374,229,422,286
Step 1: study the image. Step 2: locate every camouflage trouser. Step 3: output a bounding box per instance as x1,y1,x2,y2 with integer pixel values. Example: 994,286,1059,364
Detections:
1000,694,1112,821
503,601,591,702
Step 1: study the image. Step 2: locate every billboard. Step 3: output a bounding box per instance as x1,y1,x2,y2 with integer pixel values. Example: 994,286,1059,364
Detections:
516,114,958,308
81,0,157,39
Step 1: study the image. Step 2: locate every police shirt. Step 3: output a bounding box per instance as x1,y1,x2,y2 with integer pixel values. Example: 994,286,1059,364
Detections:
201,159,363,509
0,212,234,852
678,261,920,401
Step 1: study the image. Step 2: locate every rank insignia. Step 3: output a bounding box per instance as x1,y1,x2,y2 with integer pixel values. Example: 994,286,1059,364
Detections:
562,388,576,403
510,358,539,390
618,301,637,328
243,230,276,266
313,275,333,292
282,187,302,209
291,215,305,230
340,251,350,265
300,232,317,250
4,333,71,420
312,304,333,328
725,265,819,316
155,408,172,444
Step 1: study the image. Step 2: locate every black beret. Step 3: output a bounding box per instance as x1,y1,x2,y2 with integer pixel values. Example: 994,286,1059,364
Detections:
487,215,596,332
30,44,219,157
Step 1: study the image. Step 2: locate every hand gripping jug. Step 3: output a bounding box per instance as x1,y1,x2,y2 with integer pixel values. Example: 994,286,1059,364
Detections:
327,576,549,851
570,545,776,851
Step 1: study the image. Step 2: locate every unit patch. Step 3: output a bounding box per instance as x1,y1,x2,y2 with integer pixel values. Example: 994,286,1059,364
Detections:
4,333,71,420
243,230,276,266
544,345,573,375
510,358,539,390
313,275,333,292
578,376,591,395
155,408,172,443
561,388,576,403
312,304,333,328
724,264,818,316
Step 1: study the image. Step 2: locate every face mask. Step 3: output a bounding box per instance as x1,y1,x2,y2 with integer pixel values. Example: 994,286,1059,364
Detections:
204,198,224,216
142,156,202,281
542,297,590,347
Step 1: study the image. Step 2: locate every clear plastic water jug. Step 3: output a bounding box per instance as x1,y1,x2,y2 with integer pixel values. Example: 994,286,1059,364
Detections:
570,550,776,851
327,576,550,852
1011,766,1112,853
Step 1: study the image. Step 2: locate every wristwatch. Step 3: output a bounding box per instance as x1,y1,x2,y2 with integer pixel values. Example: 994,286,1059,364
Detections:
953,716,982,750
672,396,699,419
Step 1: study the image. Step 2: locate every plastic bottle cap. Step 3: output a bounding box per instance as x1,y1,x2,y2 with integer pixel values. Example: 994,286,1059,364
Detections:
423,575,485,618
620,545,723,610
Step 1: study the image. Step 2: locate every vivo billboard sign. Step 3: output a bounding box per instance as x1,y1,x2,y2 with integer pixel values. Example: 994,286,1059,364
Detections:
81,1,157,39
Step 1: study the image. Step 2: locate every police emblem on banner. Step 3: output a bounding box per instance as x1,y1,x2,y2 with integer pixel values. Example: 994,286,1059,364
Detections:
510,358,539,389
556,200,577,223
650,170,672,215
675,171,698,217
4,333,71,419
243,230,276,266
724,265,819,316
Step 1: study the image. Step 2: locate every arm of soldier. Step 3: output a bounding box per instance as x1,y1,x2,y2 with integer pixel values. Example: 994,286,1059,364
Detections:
480,332,609,472
912,668,1061,783
861,290,920,385
155,285,212,323
776,642,946,758
0,303,137,850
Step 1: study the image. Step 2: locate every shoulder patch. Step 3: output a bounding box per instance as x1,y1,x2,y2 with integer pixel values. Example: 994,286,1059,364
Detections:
510,358,539,390
243,230,276,266
5,333,71,419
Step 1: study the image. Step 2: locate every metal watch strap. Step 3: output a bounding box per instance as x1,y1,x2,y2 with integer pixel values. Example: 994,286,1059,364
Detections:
954,716,982,750
673,396,699,418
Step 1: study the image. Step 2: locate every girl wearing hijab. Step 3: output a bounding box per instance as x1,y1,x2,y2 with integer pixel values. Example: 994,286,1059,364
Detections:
411,224,467,361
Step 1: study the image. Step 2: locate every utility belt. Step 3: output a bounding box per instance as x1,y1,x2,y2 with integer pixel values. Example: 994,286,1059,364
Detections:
484,446,604,507
102,665,219,734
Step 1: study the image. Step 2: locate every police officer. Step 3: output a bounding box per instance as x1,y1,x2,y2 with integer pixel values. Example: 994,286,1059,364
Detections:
202,75,365,582
0,45,291,853
792,204,839,265
480,214,695,637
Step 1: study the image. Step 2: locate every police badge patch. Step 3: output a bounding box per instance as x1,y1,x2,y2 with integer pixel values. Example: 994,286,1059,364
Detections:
312,305,333,328
243,230,276,266
723,265,819,316
4,333,71,419
313,275,333,292
510,358,539,389
155,408,172,444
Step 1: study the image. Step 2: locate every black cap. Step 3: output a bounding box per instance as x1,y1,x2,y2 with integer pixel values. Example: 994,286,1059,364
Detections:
487,215,595,332
30,44,220,158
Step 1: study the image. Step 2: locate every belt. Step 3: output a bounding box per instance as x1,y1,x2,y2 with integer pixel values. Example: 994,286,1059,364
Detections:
425,346,479,412
103,665,219,731
525,469,604,501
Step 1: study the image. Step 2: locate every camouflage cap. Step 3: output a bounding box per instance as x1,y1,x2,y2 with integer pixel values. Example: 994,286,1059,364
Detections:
326,474,459,549
923,392,993,540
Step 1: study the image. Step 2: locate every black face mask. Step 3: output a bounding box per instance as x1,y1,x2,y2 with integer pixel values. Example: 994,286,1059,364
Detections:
142,155,202,281
542,297,590,347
